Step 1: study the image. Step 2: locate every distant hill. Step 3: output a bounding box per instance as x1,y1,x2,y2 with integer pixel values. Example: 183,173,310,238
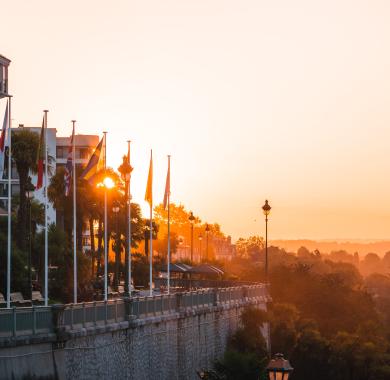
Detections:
270,239,390,257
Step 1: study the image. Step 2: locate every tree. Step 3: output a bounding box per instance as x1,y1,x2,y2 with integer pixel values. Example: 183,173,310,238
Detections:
0,217,29,297
215,307,269,380
154,231,179,262
143,219,159,257
236,236,264,259
269,303,300,357
361,253,382,276
290,328,331,380
11,129,40,252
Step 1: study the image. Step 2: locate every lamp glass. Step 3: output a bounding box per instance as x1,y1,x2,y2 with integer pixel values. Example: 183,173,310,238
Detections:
103,177,115,189
268,370,289,380
275,372,283,380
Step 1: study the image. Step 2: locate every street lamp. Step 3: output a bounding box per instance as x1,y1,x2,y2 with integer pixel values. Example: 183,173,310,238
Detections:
118,146,133,296
266,353,293,380
96,174,115,301
112,200,120,290
188,211,195,263
262,199,271,281
144,224,151,256
205,224,210,262
103,176,115,189
25,176,35,300
198,234,203,262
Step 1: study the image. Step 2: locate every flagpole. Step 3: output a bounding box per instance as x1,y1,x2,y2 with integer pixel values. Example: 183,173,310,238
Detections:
127,140,132,297
44,110,49,306
103,131,108,302
167,155,171,295
6,97,11,308
149,150,153,297
72,120,77,304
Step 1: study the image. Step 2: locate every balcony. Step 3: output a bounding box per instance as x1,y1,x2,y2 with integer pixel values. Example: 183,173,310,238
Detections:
0,79,7,96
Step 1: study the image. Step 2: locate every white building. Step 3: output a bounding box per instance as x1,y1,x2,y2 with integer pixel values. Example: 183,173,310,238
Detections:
0,54,10,96
0,54,10,215
0,125,99,229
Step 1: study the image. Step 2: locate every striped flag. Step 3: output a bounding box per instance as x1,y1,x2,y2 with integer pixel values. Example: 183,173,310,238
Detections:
0,100,8,179
35,117,45,189
80,137,104,183
64,124,75,196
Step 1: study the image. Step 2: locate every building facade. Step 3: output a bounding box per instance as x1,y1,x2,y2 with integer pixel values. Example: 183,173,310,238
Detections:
0,126,99,233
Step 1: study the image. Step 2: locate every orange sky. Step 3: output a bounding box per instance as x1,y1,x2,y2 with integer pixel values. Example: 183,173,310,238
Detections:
2,0,390,241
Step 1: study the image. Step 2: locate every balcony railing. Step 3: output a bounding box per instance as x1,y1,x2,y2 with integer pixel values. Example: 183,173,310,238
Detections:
0,285,269,339
0,80,8,95
0,306,53,338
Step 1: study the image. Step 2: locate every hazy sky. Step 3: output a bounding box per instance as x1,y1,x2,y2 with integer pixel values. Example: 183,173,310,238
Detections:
2,0,390,240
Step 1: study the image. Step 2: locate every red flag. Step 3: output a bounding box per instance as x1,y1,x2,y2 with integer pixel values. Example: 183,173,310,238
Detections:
0,100,9,178
36,117,45,189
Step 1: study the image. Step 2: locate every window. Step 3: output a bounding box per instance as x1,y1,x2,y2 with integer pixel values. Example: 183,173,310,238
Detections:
56,147,64,159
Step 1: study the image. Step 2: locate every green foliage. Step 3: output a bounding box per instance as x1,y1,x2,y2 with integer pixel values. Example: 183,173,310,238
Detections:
215,306,269,380
290,328,331,380
132,252,150,287
33,224,93,302
225,245,390,380
0,217,29,297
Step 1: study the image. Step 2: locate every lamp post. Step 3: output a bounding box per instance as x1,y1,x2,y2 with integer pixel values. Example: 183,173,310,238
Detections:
112,200,120,291
118,146,133,296
188,211,195,263
198,234,203,262
25,176,35,300
144,224,151,256
97,174,115,301
262,200,271,281
205,224,210,262
266,353,293,380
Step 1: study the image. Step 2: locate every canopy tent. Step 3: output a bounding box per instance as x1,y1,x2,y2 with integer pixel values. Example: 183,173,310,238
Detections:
188,264,224,276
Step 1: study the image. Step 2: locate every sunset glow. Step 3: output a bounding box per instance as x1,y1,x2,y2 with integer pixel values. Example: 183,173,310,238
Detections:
2,1,390,241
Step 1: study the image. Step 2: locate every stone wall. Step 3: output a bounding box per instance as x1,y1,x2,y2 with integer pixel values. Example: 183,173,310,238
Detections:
0,295,268,379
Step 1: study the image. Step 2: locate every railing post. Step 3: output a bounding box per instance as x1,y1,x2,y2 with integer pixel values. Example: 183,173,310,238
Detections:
115,299,118,322
94,301,97,326
176,292,183,312
52,304,66,335
213,289,218,306
105,300,108,324
12,307,16,337
32,306,37,334
70,304,74,330
83,303,86,328
124,296,134,320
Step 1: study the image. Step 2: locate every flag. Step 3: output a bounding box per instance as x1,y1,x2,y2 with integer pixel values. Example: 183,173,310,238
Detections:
145,150,153,207
163,157,170,209
64,124,75,196
36,117,45,189
0,100,8,178
80,137,104,183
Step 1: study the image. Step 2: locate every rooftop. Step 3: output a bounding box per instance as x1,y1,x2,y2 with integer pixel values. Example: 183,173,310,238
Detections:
57,134,99,147
0,54,11,65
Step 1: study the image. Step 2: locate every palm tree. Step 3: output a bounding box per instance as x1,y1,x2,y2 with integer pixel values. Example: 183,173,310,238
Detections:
11,129,40,252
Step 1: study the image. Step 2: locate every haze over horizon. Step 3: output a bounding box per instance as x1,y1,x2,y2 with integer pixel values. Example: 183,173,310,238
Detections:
2,0,390,241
